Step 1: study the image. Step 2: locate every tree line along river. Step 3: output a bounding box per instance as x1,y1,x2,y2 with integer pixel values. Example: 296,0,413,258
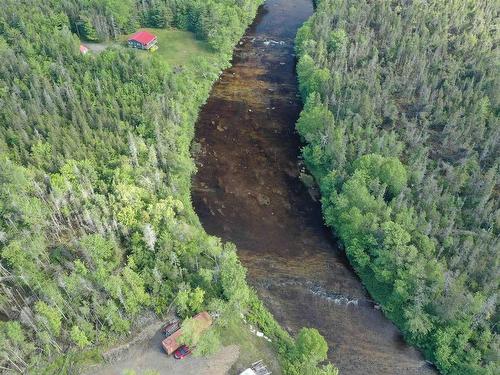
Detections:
192,1,437,373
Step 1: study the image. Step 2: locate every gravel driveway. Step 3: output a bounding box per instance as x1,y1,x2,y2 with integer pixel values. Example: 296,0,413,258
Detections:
85,322,240,375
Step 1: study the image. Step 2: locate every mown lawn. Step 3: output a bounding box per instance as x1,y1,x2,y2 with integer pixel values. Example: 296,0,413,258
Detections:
125,28,216,67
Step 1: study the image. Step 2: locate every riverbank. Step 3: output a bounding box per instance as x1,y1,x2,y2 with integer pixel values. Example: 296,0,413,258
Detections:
293,0,498,373
72,1,324,373
192,0,437,373
84,315,280,375
0,1,295,374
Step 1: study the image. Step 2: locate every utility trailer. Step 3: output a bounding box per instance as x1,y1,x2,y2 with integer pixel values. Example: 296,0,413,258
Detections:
161,311,212,355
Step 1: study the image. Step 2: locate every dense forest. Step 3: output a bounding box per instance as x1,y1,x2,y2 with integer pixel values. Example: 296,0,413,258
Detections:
0,0,266,372
64,0,258,53
0,1,339,374
296,0,499,374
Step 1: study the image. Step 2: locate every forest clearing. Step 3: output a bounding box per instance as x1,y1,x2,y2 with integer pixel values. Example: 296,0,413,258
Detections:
82,28,215,68
123,28,216,67
85,314,279,375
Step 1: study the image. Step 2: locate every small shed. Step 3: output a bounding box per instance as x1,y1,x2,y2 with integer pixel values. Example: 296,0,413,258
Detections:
79,45,89,54
161,311,213,355
128,31,158,50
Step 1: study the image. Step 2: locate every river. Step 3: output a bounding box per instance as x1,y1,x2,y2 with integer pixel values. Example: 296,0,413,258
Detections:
192,1,436,374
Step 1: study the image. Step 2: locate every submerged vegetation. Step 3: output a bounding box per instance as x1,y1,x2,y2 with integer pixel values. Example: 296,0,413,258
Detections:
296,0,499,374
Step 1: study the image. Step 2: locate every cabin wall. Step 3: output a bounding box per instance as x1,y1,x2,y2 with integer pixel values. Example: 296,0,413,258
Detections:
128,40,146,49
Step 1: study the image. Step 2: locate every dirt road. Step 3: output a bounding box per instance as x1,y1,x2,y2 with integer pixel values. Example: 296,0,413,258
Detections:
86,323,239,375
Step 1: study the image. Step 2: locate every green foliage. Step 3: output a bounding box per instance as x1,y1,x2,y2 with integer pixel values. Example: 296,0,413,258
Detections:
143,4,174,28
293,328,328,365
247,293,337,375
296,1,499,374
35,301,63,338
219,244,250,310
76,16,99,41
327,29,347,53
352,154,407,197
70,326,90,348
297,57,330,99
176,287,205,318
0,0,264,372
0,322,36,372
193,329,221,357
66,0,263,54
179,316,210,348
0,1,339,374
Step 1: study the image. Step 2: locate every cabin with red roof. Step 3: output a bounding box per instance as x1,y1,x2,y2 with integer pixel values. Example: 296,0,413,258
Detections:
128,31,158,51
79,45,89,54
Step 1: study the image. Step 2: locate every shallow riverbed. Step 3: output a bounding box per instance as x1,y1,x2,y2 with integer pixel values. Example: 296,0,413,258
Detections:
192,1,437,374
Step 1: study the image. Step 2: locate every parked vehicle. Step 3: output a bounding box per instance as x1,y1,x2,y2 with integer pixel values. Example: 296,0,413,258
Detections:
173,345,192,359
162,319,180,337
161,311,213,355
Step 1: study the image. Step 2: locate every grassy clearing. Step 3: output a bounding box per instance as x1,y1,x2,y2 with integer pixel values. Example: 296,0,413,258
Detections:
123,28,216,67
217,318,282,375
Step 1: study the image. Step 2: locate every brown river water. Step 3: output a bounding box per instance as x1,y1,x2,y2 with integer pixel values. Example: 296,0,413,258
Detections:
193,1,437,374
